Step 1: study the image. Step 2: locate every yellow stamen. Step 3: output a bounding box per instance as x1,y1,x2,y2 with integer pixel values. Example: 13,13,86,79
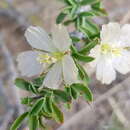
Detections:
37,51,67,64
101,44,111,54
101,44,122,56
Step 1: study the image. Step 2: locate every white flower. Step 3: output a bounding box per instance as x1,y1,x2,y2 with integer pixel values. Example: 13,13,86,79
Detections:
89,22,130,84
17,25,79,88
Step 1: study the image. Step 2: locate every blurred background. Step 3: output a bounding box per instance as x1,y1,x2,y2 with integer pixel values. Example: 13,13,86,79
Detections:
0,0,130,130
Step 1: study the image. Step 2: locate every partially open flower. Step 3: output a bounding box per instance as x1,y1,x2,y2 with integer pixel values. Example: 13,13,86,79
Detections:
17,25,79,88
89,22,130,84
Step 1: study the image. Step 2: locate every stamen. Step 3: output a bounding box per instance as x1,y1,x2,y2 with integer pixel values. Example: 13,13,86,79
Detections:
37,53,57,64
37,51,69,64
101,44,111,54
101,43,122,56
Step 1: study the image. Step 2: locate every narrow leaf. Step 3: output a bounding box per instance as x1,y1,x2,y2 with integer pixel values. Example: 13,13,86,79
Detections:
71,87,78,99
69,5,78,19
15,78,38,93
80,0,99,5
70,36,80,42
75,61,89,83
43,96,52,113
79,11,95,17
51,102,64,123
53,90,71,103
30,98,44,116
33,76,45,86
56,12,67,24
79,39,98,54
72,52,94,62
67,0,76,5
10,112,28,130
81,19,99,36
29,116,39,130
15,78,31,91
71,83,93,102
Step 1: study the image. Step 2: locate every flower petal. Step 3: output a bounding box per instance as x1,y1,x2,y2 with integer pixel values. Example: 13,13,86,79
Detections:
120,24,130,46
113,50,130,74
89,45,101,68
51,24,72,51
96,57,116,84
25,26,56,52
101,22,121,45
62,55,79,85
42,62,62,89
17,51,44,77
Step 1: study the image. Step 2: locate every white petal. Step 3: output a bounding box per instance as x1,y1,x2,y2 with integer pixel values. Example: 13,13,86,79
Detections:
120,24,130,46
51,24,72,51
89,45,101,68
101,22,121,45
42,62,62,89
17,51,44,77
62,55,79,85
25,26,56,52
113,50,130,74
96,57,116,84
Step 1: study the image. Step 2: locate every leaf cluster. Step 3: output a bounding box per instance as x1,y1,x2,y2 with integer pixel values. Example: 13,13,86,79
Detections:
11,76,92,130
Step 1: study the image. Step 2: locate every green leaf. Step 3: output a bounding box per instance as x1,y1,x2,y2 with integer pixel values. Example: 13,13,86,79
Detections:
64,86,72,97
67,0,76,5
80,0,99,5
85,19,99,34
81,18,99,37
92,8,107,16
72,52,94,62
30,98,44,116
70,45,78,53
63,19,75,25
15,78,31,91
79,26,91,38
71,83,93,102
51,102,64,123
29,116,39,130
33,76,45,87
43,96,52,113
70,36,80,42
91,1,101,9
62,6,72,14
56,12,67,24
79,39,98,54
10,112,28,130
38,117,47,129
79,11,95,17
41,109,52,119
21,97,33,105
75,61,89,83
53,90,71,103
71,87,78,99
69,5,78,19
75,17,81,29
15,78,38,93
65,85,78,100
29,84,38,94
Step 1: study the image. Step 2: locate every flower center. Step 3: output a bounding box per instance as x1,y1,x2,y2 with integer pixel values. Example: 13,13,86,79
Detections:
37,51,69,64
101,44,122,56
